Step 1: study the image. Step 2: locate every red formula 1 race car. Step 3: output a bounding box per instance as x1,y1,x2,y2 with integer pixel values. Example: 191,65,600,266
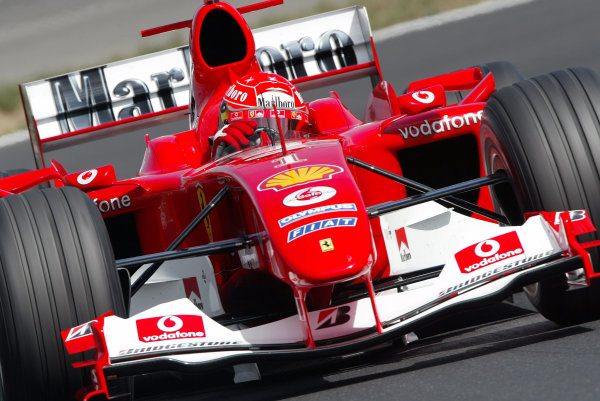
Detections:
1,1,600,400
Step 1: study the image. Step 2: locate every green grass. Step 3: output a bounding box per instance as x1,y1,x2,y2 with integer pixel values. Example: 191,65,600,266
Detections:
0,84,20,113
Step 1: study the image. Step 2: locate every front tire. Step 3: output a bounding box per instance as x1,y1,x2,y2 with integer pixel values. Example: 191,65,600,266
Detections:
0,187,126,400
481,67,600,324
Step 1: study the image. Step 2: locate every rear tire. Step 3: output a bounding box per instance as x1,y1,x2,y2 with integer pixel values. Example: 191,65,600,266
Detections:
481,67,600,325
0,187,126,400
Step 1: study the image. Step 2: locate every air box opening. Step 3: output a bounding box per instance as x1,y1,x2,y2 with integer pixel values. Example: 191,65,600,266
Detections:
200,9,247,67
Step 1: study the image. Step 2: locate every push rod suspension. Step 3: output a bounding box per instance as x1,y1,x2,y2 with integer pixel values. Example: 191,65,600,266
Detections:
117,236,257,269
129,185,230,295
366,171,508,218
346,156,508,224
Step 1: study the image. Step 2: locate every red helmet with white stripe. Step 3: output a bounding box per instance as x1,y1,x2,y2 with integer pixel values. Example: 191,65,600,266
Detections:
219,72,309,138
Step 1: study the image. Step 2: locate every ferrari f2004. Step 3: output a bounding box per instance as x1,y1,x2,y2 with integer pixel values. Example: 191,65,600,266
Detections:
1,1,600,399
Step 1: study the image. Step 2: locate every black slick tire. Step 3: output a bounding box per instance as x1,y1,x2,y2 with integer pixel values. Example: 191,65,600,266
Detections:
0,187,126,400
481,67,600,325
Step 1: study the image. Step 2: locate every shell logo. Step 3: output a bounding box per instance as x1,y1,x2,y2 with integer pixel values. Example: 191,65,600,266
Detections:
258,165,343,191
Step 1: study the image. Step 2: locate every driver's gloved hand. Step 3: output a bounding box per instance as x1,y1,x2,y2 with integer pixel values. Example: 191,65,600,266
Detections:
211,120,258,159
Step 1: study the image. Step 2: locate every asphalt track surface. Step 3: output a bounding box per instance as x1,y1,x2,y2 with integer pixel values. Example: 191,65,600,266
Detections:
2,0,600,400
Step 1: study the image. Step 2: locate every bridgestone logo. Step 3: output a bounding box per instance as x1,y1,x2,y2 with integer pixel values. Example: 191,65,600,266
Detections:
65,321,95,341
118,341,243,357
398,111,483,139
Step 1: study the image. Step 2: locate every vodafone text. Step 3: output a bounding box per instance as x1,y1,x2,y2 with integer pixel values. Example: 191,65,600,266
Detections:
93,195,131,214
455,232,523,274
439,251,554,297
136,315,205,343
398,111,483,139
142,331,205,342
463,248,523,273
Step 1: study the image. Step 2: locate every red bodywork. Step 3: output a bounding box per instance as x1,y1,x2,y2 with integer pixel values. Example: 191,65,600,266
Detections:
4,0,499,354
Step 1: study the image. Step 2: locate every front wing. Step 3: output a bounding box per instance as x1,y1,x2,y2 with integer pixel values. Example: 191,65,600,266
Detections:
61,214,594,399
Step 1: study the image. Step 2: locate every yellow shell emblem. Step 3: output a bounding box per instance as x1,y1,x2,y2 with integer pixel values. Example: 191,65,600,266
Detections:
259,165,342,191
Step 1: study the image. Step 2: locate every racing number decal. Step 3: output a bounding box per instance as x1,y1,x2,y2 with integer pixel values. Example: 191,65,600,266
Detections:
197,188,214,242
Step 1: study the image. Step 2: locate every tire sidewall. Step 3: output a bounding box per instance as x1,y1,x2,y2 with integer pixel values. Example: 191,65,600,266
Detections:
0,187,125,400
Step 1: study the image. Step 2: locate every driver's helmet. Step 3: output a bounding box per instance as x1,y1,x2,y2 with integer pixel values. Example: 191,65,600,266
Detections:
219,72,309,139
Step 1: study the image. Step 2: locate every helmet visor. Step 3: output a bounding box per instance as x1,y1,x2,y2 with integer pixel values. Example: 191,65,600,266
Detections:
228,108,311,139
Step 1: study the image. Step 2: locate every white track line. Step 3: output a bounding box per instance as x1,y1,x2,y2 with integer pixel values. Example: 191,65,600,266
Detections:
373,0,536,42
1,0,535,147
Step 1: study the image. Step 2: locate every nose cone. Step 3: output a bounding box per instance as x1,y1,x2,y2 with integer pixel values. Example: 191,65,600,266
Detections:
279,214,375,286
222,139,377,287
